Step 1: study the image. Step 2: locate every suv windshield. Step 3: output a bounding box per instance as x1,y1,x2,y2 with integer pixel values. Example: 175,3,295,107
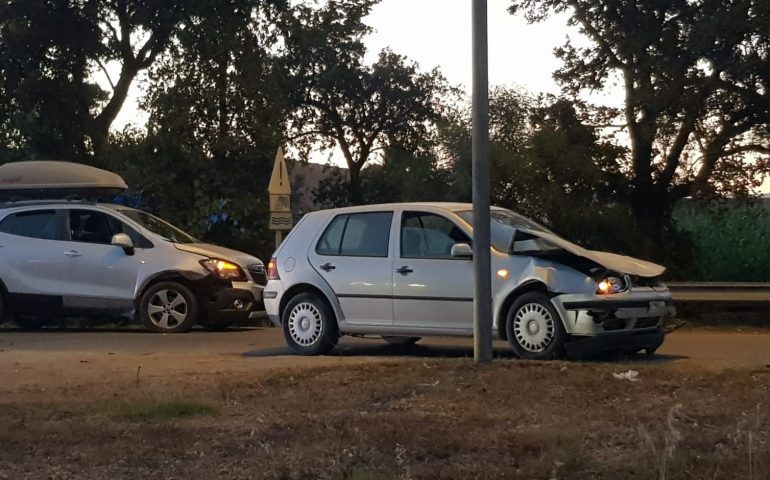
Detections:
456,209,558,252
119,209,199,244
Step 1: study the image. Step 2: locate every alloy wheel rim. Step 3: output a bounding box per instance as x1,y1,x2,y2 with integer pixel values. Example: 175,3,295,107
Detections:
148,289,188,330
288,302,323,346
513,303,555,353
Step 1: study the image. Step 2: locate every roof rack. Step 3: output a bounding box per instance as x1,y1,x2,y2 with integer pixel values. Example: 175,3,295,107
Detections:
0,161,127,201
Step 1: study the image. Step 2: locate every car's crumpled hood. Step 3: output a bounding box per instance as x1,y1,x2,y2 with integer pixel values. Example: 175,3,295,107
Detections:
173,243,262,267
521,229,666,277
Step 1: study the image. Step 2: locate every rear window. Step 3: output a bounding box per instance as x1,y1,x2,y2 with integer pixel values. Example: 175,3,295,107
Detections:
0,210,59,240
316,212,393,257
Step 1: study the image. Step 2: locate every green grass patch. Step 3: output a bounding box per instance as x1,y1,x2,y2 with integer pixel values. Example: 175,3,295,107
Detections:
118,400,216,421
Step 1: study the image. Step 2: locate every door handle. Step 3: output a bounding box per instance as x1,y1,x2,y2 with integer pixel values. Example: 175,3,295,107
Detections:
396,266,413,275
64,250,82,257
319,262,336,272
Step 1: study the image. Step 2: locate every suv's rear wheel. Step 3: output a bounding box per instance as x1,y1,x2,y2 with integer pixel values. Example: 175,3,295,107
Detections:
282,292,338,355
506,292,566,360
140,282,197,333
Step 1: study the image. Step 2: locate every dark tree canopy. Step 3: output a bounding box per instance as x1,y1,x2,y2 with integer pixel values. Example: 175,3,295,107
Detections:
0,0,192,159
509,0,770,225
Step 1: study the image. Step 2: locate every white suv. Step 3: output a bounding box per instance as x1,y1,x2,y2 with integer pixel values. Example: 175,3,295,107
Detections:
0,161,266,332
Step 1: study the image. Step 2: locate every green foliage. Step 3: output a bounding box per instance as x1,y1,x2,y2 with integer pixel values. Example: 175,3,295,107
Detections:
674,202,770,281
508,0,770,226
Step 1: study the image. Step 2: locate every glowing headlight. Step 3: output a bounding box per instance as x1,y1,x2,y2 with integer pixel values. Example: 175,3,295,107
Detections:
200,259,247,282
596,276,627,295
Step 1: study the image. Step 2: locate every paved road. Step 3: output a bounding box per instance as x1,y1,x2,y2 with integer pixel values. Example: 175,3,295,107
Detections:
1,327,769,393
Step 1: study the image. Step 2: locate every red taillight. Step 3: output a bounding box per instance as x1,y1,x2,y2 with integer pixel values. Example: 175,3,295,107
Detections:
267,258,280,281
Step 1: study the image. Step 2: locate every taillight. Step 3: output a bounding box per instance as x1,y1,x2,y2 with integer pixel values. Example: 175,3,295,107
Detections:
267,258,280,280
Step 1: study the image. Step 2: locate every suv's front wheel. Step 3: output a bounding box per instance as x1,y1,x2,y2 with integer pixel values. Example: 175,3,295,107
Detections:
140,282,198,333
282,292,338,355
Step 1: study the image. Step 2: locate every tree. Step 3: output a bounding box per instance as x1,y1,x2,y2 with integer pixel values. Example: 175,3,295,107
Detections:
508,0,770,228
288,21,449,204
0,0,190,159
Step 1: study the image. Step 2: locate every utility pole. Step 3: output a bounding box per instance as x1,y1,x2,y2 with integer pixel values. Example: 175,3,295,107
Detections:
472,0,493,363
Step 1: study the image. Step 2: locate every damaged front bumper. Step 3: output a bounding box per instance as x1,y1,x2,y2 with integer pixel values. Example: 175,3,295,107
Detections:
551,288,674,356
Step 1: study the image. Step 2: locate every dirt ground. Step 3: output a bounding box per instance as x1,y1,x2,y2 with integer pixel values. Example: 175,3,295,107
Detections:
1,327,770,479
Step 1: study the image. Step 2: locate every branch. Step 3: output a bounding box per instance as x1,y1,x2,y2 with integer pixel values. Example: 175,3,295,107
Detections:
566,0,627,69
95,59,116,91
722,144,770,157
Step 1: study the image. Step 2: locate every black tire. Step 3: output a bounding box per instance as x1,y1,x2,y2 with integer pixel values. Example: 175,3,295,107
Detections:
281,292,338,355
505,291,567,360
140,282,197,333
644,346,658,356
383,336,421,346
14,316,52,330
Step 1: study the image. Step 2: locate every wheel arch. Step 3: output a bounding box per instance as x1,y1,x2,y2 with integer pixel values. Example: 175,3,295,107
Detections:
279,283,339,326
496,280,551,340
135,270,203,307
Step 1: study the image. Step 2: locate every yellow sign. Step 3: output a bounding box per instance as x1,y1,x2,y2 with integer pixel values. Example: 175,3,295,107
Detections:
270,194,291,212
268,147,291,195
268,147,292,231
269,212,293,230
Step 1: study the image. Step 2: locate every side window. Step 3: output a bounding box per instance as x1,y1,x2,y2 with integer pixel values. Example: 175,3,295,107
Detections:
69,210,115,244
0,210,60,240
401,212,470,258
316,212,393,257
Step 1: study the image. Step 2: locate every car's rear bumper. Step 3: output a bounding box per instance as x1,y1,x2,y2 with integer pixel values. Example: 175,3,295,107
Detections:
565,327,665,359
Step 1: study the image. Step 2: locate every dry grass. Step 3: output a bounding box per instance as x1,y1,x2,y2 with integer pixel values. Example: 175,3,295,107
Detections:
1,360,769,479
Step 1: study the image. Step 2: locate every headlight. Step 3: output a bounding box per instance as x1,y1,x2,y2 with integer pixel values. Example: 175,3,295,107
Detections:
596,276,627,295
200,259,247,282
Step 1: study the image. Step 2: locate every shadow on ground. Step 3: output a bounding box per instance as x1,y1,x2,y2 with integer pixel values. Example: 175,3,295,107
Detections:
242,339,688,363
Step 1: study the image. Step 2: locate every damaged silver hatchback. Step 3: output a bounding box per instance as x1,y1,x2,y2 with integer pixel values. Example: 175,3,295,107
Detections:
263,203,674,359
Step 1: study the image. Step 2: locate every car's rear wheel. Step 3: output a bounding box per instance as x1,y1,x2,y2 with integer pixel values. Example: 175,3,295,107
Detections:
282,292,338,355
383,336,421,345
140,282,197,333
506,292,566,360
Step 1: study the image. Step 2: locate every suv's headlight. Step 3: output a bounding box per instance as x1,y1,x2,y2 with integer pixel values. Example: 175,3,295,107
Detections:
200,259,247,282
596,275,627,295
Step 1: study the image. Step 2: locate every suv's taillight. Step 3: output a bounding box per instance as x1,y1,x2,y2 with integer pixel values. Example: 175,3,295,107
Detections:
267,258,280,281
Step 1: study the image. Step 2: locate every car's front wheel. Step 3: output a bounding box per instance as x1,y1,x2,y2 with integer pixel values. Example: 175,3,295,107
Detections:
282,292,338,355
140,282,198,333
506,292,566,360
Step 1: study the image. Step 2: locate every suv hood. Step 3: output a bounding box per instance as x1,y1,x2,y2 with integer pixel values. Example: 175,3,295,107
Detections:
173,243,262,267
520,228,665,277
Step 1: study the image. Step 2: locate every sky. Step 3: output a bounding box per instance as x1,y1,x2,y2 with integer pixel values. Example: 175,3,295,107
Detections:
110,0,589,133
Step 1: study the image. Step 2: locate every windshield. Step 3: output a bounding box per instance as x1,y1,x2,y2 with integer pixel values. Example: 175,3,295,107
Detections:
456,209,557,252
119,209,199,244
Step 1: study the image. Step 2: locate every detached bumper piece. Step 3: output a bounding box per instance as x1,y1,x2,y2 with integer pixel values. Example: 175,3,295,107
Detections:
565,327,665,359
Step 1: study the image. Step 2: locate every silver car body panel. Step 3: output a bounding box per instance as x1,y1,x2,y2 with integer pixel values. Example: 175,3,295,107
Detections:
264,202,674,341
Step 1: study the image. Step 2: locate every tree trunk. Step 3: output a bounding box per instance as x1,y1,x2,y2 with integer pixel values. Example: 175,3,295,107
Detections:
348,164,364,205
87,63,139,158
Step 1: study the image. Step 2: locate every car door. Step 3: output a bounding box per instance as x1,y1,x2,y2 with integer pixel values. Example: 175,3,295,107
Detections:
307,211,395,326
59,208,143,312
0,208,67,311
392,210,474,332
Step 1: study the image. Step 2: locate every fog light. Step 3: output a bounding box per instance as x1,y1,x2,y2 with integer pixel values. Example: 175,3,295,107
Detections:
233,299,244,310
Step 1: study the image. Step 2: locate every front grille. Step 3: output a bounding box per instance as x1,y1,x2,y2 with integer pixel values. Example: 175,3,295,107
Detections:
248,264,267,286
629,275,662,288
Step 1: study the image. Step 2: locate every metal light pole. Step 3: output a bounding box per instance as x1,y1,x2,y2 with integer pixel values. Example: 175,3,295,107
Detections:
472,0,493,363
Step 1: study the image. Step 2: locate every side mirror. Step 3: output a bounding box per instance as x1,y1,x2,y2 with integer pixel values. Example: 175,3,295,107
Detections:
450,243,473,258
111,233,135,256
